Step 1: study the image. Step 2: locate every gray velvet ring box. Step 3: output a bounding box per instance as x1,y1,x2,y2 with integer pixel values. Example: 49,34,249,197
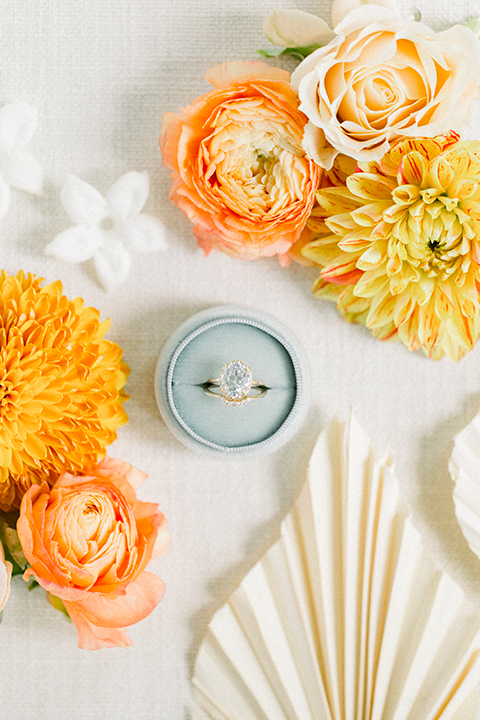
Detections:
155,305,310,458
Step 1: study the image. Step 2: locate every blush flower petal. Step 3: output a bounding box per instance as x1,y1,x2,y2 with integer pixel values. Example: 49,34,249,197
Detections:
160,60,321,263
17,458,169,650
63,603,132,650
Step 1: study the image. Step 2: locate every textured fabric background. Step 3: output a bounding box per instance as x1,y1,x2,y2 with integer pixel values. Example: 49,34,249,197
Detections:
1,0,480,718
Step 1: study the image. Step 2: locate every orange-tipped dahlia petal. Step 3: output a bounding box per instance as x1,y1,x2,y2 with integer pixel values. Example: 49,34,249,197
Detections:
303,134,480,359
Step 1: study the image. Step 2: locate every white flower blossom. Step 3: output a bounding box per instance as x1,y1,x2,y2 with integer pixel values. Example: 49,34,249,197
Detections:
45,171,167,291
0,102,43,218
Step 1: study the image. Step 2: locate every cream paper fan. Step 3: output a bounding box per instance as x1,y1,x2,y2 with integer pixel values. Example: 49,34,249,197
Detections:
192,413,480,720
451,412,480,560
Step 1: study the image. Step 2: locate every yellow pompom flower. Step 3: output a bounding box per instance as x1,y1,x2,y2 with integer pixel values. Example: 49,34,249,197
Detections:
302,132,480,360
0,271,129,511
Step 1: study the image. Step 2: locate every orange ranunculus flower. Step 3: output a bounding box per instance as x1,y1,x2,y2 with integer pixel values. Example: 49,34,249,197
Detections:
160,60,321,265
17,457,169,650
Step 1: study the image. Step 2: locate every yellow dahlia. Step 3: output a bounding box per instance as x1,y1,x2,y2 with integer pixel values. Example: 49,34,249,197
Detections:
0,271,129,511
288,154,356,265
302,132,480,360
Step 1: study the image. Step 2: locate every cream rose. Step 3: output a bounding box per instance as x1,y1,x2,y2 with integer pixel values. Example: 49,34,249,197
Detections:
292,5,480,168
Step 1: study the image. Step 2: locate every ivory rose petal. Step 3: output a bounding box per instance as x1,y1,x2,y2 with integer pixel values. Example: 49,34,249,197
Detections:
331,0,399,27
292,7,480,166
0,542,11,612
263,9,335,48
160,60,321,263
17,458,169,649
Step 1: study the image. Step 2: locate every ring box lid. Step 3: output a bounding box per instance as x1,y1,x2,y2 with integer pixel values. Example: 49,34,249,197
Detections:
155,305,310,459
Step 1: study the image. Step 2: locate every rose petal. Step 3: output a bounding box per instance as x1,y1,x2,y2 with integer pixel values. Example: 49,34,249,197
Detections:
45,225,103,264
151,516,170,560
64,601,132,650
302,122,338,170
93,238,131,291
106,171,149,222
97,456,147,491
61,175,106,225
0,102,37,155
331,0,399,28
334,5,403,34
72,572,166,628
263,9,335,48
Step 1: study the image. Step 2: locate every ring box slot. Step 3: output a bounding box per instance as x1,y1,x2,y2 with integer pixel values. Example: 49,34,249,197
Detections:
155,306,310,458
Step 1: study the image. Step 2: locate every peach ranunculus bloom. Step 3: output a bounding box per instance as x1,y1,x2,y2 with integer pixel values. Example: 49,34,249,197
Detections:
160,61,321,265
291,3,480,168
0,541,12,612
17,457,169,650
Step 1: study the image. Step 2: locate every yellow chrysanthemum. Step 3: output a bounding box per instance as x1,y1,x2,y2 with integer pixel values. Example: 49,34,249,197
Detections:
0,271,129,511
302,132,480,360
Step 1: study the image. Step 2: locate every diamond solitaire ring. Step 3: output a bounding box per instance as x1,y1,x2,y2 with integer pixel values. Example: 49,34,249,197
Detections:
203,360,267,407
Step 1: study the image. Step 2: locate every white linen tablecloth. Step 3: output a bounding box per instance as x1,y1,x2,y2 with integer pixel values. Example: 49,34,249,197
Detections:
2,0,480,717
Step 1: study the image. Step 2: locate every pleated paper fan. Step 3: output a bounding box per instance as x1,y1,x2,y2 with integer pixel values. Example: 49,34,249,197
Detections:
192,413,480,720
451,412,480,560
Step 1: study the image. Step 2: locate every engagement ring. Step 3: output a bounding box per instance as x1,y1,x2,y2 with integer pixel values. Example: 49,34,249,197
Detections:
203,360,267,407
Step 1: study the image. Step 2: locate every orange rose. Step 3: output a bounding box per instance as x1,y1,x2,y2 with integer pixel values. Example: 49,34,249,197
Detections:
160,60,320,265
17,457,169,650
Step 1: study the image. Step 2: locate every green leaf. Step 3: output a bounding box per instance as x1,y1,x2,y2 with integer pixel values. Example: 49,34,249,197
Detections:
4,528,28,570
257,44,322,61
257,47,286,58
463,16,480,37
0,513,26,576
47,593,72,623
